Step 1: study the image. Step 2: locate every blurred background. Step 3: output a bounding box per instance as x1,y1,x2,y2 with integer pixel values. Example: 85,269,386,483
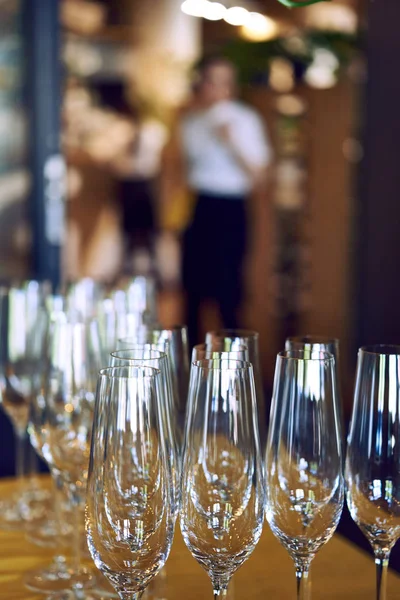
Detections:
0,0,398,435
1,0,400,571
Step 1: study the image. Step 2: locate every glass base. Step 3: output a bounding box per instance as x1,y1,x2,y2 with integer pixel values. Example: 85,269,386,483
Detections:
24,559,95,594
26,516,72,548
0,496,25,530
46,590,118,600
0,484,52,530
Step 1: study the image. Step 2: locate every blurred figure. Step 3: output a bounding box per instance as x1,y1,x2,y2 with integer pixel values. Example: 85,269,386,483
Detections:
170,55,273,346
110,97,168,276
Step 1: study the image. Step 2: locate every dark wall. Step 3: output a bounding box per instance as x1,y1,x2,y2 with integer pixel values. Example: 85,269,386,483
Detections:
356,0,400,348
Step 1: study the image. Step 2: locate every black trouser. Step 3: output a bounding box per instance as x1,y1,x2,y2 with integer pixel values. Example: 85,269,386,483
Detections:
119,178,155,253
182,192,247,348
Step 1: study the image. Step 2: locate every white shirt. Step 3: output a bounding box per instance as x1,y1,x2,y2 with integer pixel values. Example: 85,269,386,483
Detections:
131,119,169,179
180,100,272,197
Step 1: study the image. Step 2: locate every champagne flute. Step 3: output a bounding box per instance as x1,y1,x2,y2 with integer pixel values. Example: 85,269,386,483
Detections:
346,345,400,600
109,348,180,517
191,343,249,362
285,335,344,441
121,326,190,443
180,358,265,599
0,281,49,529
265,350,344,600
124,274,157,322
86,366,176,600
38,314,103,597
117,337,183,447
186,346,250,437
97,298,143,357
205,329,266,448
65,277,104,321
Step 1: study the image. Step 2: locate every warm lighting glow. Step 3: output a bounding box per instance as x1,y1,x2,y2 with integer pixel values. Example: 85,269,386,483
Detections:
269,57,294,92
202,1,226,20
303,4,357,34
240,13,278,42
224,6,249,27
181,0,206,18
275,94,307,117
304,48,339,90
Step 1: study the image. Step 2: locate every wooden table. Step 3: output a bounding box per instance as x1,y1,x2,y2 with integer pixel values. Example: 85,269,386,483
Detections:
0,476,399,599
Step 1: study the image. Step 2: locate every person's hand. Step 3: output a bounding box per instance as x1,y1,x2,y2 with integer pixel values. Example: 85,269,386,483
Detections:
214,122,232,145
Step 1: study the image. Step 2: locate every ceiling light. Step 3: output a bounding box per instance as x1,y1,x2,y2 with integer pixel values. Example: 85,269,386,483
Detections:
224,6,249,27
202,1,226,21
240,13,278,42
181,0,206,18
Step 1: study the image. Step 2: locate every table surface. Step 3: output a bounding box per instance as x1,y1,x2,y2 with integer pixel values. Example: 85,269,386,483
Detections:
0,476,399,600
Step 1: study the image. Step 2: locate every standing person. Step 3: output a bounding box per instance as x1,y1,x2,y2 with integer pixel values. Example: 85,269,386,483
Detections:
111,98,168,276
178,55,273,347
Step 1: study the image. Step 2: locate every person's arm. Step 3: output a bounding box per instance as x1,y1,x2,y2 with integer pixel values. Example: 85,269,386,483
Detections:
214,110,273,190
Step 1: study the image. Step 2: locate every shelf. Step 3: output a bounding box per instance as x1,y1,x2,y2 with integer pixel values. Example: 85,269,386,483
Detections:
63,25,132,45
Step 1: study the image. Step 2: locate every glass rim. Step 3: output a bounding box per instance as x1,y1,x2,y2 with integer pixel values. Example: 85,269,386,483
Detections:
117,339,170,349
148,324,188,333
197,342,248,351
206,328,259,340
286,335,339,346
99,365,161,379
110,349,167,361
192,358,253,371
277,350,335,362
359,344,400,356
194,342,248,353
192,350,249,364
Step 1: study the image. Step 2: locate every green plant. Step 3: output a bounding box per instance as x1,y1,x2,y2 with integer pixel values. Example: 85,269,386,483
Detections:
277,0,329,6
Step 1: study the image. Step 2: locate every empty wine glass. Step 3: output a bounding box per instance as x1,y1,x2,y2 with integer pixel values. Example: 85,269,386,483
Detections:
117,336,184,448
191,343,249,362
24,309,78,594
346,345,400,600
109,348,180,517
0,281,49,529
180,358,265,599
37,314,103,597
86,366,176,600
205,329,266,448
124,275,158,323
124,326,190,443
285,335,344,443
265,350,344,600
65,277,104,321
97,298,143,358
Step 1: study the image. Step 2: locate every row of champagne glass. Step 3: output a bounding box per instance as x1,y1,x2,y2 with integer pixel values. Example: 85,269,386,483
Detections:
86,338,399,600
0,276,158,529
21,316,263,598
0,284,397,600
0,277,162,598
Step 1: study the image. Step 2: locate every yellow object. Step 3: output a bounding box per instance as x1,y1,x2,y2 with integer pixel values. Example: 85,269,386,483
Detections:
161,188,197,233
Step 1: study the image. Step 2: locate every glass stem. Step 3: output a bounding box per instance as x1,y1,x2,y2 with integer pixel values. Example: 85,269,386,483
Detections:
295,560,311,600
50,470,68,566
375,550,390,600
70,491,82,574
14,428,29,488
27,440,39,481
212,575,230,599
